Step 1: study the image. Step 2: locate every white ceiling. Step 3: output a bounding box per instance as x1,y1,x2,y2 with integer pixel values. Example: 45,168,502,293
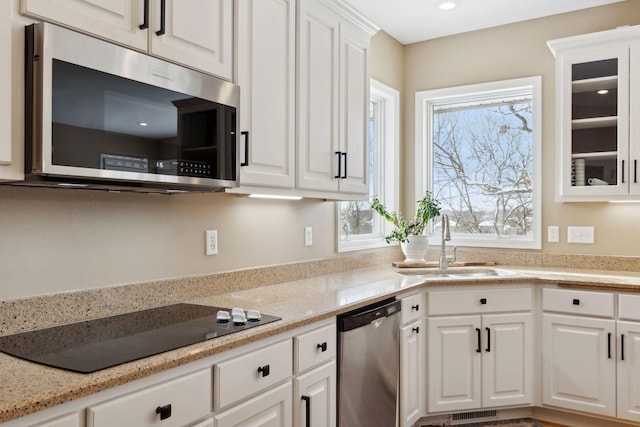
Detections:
342,0,627,45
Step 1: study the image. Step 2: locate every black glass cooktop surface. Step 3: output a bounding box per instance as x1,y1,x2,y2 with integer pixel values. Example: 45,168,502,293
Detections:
0,304,280,373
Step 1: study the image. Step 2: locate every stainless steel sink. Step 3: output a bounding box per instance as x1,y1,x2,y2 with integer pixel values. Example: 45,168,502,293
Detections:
395,267,512,278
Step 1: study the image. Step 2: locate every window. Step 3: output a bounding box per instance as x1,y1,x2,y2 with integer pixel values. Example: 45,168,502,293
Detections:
337,79,399,252
415,77,541,249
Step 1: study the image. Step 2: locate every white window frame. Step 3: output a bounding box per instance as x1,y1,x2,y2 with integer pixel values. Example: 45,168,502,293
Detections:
415,76,542,249
337,79,400,252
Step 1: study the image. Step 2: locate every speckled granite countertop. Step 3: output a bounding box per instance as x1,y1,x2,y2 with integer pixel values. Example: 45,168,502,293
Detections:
2,263,640,423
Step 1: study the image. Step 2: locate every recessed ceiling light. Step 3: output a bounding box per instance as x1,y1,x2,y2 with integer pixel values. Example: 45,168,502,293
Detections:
438,1,457,10
138,122,148,126
597,89,609,95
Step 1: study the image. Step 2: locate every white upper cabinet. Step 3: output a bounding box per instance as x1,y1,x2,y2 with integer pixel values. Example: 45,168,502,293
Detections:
21,0,233,79
234,0,296,189
1,1,26,181
296,0,340,193
233,0,377,199
148,0,233,80
548,25,640,201
21,0,147,50
297,0,373,197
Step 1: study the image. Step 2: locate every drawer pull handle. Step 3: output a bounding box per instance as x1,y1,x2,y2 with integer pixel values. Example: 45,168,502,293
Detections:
317,342,328,352
156,404,172,420
302,395,311,426
412,304,420,311
573,299,580,305
480,298,487,305
258,364,270,377
476,328,481,353
412,326,420,334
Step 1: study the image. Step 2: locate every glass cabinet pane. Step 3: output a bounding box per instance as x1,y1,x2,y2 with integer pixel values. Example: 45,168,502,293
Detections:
570,58,619,187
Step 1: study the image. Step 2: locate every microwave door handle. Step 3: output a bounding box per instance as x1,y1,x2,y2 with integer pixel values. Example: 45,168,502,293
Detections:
139,0,149,29
156,0,166,36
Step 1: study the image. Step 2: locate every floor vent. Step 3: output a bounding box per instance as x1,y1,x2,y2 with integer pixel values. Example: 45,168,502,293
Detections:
450,409,498,425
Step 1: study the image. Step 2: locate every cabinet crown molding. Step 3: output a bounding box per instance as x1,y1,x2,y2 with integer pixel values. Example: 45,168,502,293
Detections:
548,24,640,56
321,0,380,36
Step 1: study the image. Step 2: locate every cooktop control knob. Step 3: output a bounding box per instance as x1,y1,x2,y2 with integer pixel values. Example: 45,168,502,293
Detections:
247,310,262,321
232,312,247,325
216,310,231,323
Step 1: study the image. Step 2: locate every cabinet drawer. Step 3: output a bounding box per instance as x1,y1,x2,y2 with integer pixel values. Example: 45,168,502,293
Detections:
295,323,336,373
87,368,211,427
400,293,423,324
542,288,614,317
427,288,532,316
215,339,292,409
619,293,640,321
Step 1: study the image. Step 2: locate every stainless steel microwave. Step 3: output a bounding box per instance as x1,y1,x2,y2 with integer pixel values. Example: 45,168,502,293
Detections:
23,22,240,193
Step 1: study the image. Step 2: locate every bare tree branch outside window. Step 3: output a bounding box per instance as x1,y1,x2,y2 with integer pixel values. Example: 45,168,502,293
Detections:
432,100,533,240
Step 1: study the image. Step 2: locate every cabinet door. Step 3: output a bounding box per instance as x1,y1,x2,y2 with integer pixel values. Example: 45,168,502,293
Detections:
149,0,233,79
556,46,630,200
427,315,481,413
21,0,146,50
214,381,292,427
336,20,369,195
617,321,640,422
542,314,616,417
293,361,336,427
482,313,533,408
0,1,23,181
296,0,340,192
400,320,422,427
630,44,640,196
236,0,295,188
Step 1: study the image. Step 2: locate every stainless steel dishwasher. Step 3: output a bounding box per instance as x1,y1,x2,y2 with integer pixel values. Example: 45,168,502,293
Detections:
337,297,401,427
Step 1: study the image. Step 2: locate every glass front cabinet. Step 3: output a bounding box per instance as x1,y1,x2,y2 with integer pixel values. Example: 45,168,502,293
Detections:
548,26,640,201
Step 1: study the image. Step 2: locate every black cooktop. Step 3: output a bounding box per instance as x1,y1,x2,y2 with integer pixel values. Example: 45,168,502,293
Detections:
0,304,280,373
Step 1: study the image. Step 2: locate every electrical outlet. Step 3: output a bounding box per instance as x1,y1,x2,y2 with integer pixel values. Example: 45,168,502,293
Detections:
547,225,559,243
304,226,313,247
205,230,218,255
567,226,594,244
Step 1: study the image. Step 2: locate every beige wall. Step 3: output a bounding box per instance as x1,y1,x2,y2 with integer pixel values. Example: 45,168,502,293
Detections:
4,4,640,301
403,1,640,256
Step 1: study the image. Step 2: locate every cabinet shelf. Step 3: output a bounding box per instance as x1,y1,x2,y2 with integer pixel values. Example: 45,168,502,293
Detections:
572,75,618,94
571,151,618,160
572,116,617,129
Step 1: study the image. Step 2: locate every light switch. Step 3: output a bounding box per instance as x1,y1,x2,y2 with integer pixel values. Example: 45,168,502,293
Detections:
547,226,559,243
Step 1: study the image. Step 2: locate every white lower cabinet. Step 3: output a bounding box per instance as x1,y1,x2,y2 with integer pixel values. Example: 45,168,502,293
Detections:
426,287,533,414
400,319,423,427
542,313,616,416
214,382,292,427
87,368,212,427
293,361,336,427
617,320,640,422
542,290,640,423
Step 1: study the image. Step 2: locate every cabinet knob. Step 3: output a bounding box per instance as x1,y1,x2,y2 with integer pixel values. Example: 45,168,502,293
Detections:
411,304,420,311
412,326,420,334
257,364,270,377
573,299,580,305
317,342,328,352
156,404,172,420
480,298,487,305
